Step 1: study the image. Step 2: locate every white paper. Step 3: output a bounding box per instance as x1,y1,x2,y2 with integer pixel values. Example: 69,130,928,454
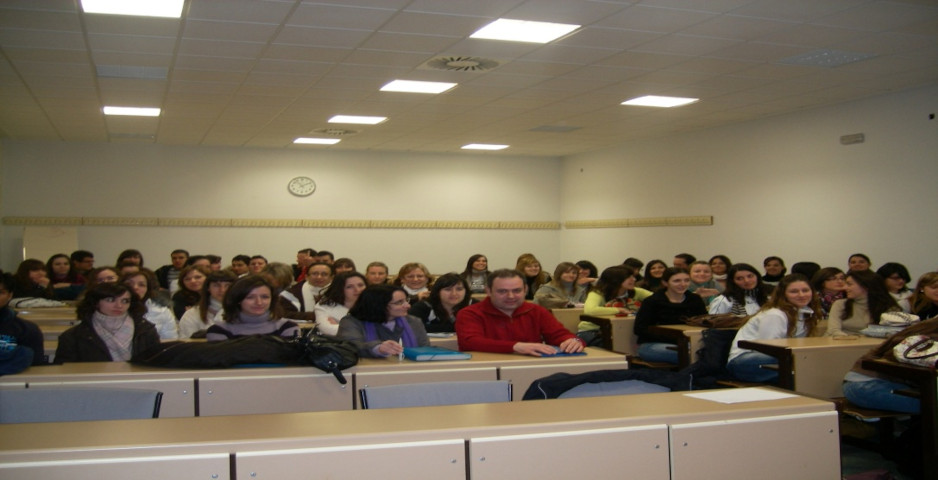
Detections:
684,388,798,404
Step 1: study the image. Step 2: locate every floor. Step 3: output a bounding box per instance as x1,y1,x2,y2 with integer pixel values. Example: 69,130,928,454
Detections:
839,415,915,480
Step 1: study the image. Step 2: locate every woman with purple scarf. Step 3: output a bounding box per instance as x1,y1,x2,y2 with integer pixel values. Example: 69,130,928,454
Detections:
337,284,429,358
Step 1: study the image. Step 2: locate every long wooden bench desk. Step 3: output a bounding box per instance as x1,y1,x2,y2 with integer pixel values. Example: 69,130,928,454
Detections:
0,388,841,480
580,314,636,355
737,336,882,398
0,347,627,416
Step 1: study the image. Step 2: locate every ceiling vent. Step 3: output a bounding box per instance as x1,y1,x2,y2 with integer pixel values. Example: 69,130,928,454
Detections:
419,56,501,72
309,128,359,136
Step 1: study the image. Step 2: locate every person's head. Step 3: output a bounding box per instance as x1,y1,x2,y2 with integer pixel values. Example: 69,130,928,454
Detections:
178,265,210,293
622,257,644,273
305,261,334,288
594,265,636,300
261,262,295,290
397,262,431,290
46,253,72,279
876,262,911,294
121,268,160,301
70,250,95,274
708,255,732,276
333,257,356,274
688,261,713,284
465,254,488,274
117,261,140,276
320,271,367,307
365,261,389,286
724,263,771,306
485,269,526,315
575,260,598,279
429,273,470,312
644,259,667,280
206,255,222,271
296,248,316,267
662,267,691,295
88,266,120,288
515,254,543,279
348,284,408,323
763,256,786,276
0,273,16,309
230,254,251,275
315,251,335,264
844,270,885,300
116,249,143,267
77,282,146,322
203,270,237,303
790,262,820,280
223,275,282,322
847,253,871,272
186,255,211,269
811,267,846,294
170,249,189,269
673,253,696,270
909,272,938,313
14,259,47,286
763,274,821,336
248,255,268,274
551,262,581,288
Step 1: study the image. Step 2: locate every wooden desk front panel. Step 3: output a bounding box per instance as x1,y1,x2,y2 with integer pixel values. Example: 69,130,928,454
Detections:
670,411,840,479
550,307,583,334
499,361,628,401
0,453,229,480
26,378,196,417
236,439,465,480
609,316,637,355
199,372,352,416
793,344,875,398
355,367,498,409
469,425,669,480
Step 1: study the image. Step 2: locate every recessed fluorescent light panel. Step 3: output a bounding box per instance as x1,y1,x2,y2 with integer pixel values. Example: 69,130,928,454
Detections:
621,95,699,108
294,138,341,145
328,115,387,125
81,0,184,18
103,106,161,117
381,80,457,94
462,144,509,151
470,19,580,44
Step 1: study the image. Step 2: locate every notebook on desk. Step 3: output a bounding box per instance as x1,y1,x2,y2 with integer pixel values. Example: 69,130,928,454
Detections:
403,346,472,361
541,346,588,357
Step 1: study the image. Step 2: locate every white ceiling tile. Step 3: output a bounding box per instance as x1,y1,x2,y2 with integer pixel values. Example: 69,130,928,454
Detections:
177,39,266,58
88,34,176,55
379,12,488,37
287,3,397,30
595,5,717,32
274,26,372,48
0,8,80,31
632,34,740,56
187,0,295,23
0,28,83,49
83,14,180,36
503,0,628,24
183,20,280,43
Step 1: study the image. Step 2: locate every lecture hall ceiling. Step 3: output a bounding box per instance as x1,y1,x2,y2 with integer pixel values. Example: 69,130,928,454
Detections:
1,0,936,156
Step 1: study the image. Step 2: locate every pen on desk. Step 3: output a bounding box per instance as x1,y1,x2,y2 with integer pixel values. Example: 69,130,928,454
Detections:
398,338,404,362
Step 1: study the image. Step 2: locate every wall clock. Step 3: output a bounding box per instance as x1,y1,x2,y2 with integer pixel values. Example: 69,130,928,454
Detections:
287,176,316,197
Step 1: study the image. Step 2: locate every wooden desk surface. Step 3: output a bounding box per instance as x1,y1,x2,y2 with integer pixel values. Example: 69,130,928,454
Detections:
740,336,881,351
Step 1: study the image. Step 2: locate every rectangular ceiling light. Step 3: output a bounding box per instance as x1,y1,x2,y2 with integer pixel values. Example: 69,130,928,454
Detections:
81,0,184,18
621,95,699,108
328,115,387,125
381,80,457,94
103,106,161,117
462,144,509,151
294,138,341,145
471,19,580,43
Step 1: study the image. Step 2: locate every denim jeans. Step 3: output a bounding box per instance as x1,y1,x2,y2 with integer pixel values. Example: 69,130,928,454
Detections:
843,379,920,414
726,351,779,383
637,342,678,364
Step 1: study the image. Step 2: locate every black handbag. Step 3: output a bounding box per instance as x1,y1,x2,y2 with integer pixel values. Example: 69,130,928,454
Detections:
294,334,359,384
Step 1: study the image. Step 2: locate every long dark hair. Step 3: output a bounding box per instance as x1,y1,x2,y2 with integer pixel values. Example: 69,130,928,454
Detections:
639,259,666,290
724,263,772,307
841,270,899,324
76,282,146,323
198,270,237,322
428,273,471,322
222,275,283,323
320,272,367,307
349,284,406,324
592,266,635,300
46,253,81,283
461,254,489,278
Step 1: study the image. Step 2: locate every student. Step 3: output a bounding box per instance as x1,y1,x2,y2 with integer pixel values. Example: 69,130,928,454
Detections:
314,272,367,337
460,254,489,294
122,269,178,340
900,272,938,319
726,274,822,383
708,263,773,316
826,270,900,337
534,262,587,309
178,270,235,339
516,253,549,301
847,253,872,272
811,267,847,318
46,253,85,301
687,261,723,305
172,265,209,319
206,255,223,271
85,266,120,290
230,254,251,277
12,259,54,299
672,253,696,270
583,265,651,317
286,262,333,320
395,262,433,303
155,249,189,292
315,251,335,264
70,250,95,278
876,262,913,302
337,284,429,358
364,261,390,286
332,258,356,275
248,255,268,274
293,248,316,282
54,282,161,363
206,275,299,341
0,273,45,366
408,273,474,333
762,256,786,285
261,262,300,314
633,267,707,364
708,255,732,290
115,249,144,268
637,259,666,291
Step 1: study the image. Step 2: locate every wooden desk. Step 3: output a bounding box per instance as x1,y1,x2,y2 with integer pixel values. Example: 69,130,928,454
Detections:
645,324,707,368
0,389,840,480
549,307,583,334
428,334,458,350
861,358,937,479
737,336,882,398
580,314,636,354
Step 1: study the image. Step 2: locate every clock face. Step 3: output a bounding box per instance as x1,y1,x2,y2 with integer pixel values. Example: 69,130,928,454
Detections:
288,176,316,197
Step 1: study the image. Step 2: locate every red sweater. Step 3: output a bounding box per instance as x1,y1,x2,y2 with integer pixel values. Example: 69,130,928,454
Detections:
456,298,577,353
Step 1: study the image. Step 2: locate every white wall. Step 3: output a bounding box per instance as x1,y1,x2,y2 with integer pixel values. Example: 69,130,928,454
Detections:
560,84,938,279
0,143,562,274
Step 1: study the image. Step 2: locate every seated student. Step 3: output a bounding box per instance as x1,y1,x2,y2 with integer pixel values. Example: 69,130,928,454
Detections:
172,265,209,320
877,262,913,303
633,267,707,364
285,262,334,321
900,272,938,319
534,262,588,309
672,253,696,270
364,261,390,286
206,275,299,341
687,260,723,305
178,270,236,339
637,259,666,291
790,261,820,282
395,262,433,303
708,263,773,316
456,269,584,356
315,250,335,265
261,262,300,314
115,249,144,268
292,248,316,282
248,255,268,275
460,254,490,294
314,272,366,337
155,249,189,293
54,282,161,363
70,250,95,278
117,261,140,277
826,270,900,337
332,258,356,275
762,256,786,285
726,274,822,383
337,284,429,358
86,266,120,289
708,255,732,291
811,267,847,318
0,273,46,366
575,260,599,290
11,259,54,299
516,253,550,301
408,273,475,333
122,269,178,340
206,255,223,271
583,265,651,316
230,254,251,277
46,253,85,301
847,253,872,272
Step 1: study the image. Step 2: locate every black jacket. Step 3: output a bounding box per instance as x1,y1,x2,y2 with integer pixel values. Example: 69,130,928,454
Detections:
54,317,161,364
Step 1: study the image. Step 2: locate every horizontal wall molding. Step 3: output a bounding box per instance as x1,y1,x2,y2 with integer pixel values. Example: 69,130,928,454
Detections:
2,216,562,230
564,216,713,229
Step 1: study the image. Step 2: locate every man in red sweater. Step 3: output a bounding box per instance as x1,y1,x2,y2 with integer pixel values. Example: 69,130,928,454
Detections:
456,269,584,356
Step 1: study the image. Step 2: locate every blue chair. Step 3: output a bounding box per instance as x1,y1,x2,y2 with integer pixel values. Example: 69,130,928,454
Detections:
0,388,163,423
359,380,511,410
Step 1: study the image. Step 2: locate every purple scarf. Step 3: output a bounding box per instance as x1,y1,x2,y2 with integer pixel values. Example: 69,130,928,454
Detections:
362,317,419,347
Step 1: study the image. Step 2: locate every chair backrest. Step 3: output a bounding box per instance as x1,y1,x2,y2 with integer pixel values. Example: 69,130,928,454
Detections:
550,307,584,333
0,388,163,424
359,380,511,410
